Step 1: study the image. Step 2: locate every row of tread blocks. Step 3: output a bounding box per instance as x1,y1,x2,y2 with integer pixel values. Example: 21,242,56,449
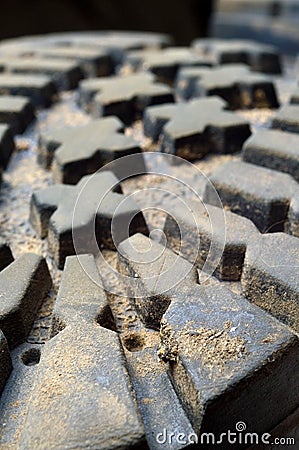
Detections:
0,33,298,450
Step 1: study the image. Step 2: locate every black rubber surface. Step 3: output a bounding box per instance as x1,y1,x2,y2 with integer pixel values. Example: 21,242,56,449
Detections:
0,31,298,450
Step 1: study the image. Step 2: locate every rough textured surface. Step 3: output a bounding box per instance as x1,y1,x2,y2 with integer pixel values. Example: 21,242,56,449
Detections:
0,73,57,107
79,72,174,124
0,253,52,348
242,128,299,182
144,96,251,160
204,160,299,233
272,104,299,133
175,64,279,109
30,172,148,268
164,200,259,281
192,38,282,74
39,116,145,184
0,96,35,135
160,282,299,443
242,233,299,333
0,342,47,449
122,330,195,450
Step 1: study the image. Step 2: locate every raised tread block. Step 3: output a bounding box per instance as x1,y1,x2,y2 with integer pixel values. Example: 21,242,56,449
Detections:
0,124,15,170
0,253,52,348
0,240,14,272
241,233,299,333
39,117,145,184
29,184,69,239
0,73,57,107
144,97,251,160
192,38,282,74
143,102,178,142
0,95,35,134
19,254,146,450
35,46,114,77
30,172,148,268
51,254,109,333
3,57,84,90
118,233,198,329
203,160,298,233
0,31,172,63
79,72,174,125
272,104,299,134
79,73,157,108
20,326,146,450
175,64,279,109
242,129,299,182
123,46,213,85
163,200,259,281
160,283,299,440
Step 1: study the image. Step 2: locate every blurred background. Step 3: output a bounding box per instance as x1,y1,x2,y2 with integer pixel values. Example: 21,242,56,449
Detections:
214,0,299,54
0,0,298,52
0,0,214,44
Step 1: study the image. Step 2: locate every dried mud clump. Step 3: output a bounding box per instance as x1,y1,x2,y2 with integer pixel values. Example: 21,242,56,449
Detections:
159,319,247,370
158,318,179,362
